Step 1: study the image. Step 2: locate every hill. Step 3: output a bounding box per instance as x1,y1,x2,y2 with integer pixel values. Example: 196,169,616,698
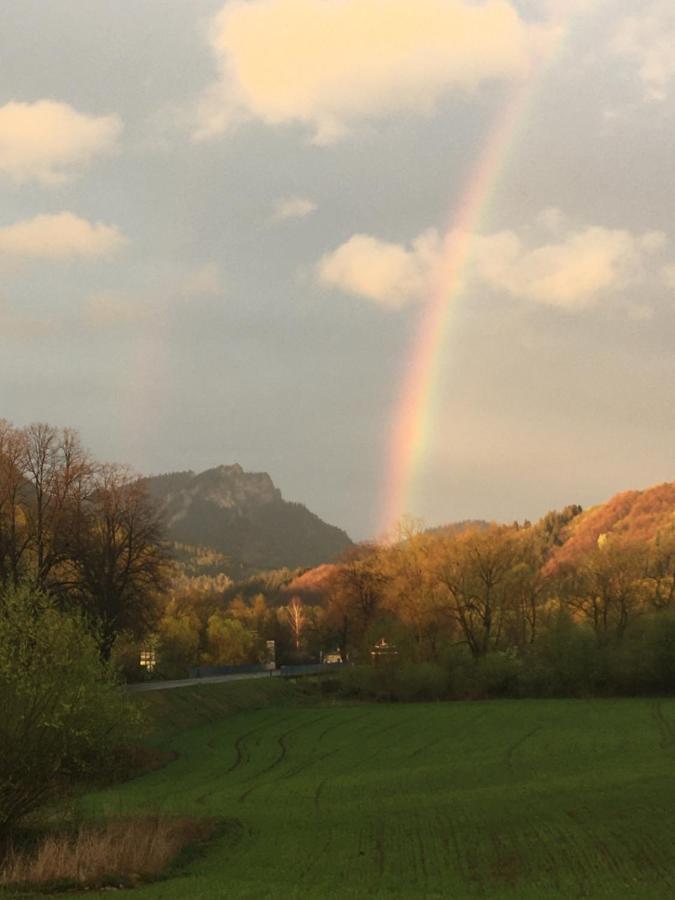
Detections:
547,481,675,571
143,465,352,576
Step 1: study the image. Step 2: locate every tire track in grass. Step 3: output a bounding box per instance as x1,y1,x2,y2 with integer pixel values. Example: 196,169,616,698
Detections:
193,710,295,806
317,709,370,742
406,707,488,760
504,726,541,773
238,712,334,802
651,699,675,749
313,715,418,814
227,712,297,774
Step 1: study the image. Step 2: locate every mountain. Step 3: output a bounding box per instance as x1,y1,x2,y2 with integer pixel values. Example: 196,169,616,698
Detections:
143,465,353,576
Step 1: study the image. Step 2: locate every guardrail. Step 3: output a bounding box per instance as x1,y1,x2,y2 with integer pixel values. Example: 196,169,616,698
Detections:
188,663,269,679
279,663,349,677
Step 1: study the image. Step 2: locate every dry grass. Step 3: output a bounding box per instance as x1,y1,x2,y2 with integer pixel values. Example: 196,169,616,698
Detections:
0,815,215,889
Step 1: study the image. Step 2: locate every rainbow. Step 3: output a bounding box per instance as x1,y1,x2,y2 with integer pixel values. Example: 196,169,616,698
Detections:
379,14,577,537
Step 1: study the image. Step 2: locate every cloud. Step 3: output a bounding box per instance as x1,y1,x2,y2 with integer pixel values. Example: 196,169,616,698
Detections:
318,230,442,308
195,0,555,142
270,196,317,222
470,226,666,310
318,216,667,311
0,101,122,185
0,213,127,262
611,2,675,102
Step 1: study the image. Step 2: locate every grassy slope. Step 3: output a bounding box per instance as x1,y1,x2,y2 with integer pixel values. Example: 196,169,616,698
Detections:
46,686,675,898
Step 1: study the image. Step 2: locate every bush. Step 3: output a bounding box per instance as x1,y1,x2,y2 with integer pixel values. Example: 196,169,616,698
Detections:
321,662,449,702
473,651,524,698
522,613,598,697
0,585,141,839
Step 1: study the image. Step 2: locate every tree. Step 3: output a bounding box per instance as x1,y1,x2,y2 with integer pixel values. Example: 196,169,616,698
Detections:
561,537,650,643
0,421,30,588
0,584,139,839
383,529,450,661
436,525,521,658
202,612,255,666
156,600,202,678
61,465,168,659
326,544,387,660
284,596,306,651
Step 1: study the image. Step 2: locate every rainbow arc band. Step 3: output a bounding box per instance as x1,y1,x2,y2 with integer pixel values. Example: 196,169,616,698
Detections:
378,14,574,537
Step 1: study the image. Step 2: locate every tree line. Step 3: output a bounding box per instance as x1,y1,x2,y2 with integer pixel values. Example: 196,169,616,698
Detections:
0,420,166,659
147,497,675,697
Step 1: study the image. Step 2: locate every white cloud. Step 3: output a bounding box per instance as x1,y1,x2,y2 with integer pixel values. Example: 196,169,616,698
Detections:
318,230,442,308
611,2,675,102
318,215,667,311
0,213,127,261
470,226,666,309
195,0,555,142
0,101,122,185
270,196,317,222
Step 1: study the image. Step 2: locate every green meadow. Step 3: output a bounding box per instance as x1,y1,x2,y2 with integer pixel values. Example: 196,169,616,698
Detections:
49,682,675,899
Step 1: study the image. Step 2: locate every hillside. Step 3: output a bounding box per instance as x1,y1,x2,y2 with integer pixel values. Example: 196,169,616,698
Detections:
547,481,675,570
144,465,352,576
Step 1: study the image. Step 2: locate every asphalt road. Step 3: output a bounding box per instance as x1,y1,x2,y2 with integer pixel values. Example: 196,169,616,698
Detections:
127,670,279,693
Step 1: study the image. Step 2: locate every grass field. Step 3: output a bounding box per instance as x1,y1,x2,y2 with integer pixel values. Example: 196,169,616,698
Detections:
38,686,675,898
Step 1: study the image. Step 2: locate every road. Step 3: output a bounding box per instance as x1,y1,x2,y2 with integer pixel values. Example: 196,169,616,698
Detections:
127,670,279,693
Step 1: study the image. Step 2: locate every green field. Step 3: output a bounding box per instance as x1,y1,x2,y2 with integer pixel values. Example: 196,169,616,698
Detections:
55,685,675,898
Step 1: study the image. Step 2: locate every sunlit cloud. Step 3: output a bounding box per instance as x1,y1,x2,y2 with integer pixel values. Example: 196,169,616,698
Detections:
318,230,442,308
470,227,666,310
0,213,127,262
0,101,122,186
270,196,317,222
195,0,556,143
611,2,675,102
318,216,667,311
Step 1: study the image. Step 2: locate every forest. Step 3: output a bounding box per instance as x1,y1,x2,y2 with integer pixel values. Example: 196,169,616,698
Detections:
1,418,674,701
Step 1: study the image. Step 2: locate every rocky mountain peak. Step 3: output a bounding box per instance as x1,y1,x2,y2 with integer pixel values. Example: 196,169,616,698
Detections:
143,464,352,574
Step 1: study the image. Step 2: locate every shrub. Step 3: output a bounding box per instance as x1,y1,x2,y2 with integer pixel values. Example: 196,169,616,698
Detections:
0,816,215,889
0,585,141,839
321,662,449,702
474,651,524,698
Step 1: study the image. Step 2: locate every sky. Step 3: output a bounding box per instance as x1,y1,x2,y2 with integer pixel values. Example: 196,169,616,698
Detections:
1,0,674,540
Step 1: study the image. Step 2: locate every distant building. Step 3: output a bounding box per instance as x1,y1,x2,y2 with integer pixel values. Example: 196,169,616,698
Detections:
139,648,156,672
370,638,398,666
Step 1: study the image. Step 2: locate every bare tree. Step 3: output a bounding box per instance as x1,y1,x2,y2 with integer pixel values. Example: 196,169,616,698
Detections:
436,526,521,658
285,596,306,651
62,465,168,659
0,422,30,588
